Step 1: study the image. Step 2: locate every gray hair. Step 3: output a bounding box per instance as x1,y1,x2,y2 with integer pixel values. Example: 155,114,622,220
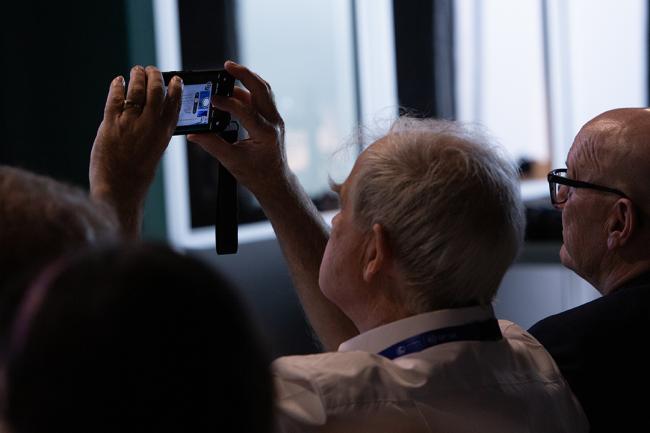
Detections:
351,117,525,312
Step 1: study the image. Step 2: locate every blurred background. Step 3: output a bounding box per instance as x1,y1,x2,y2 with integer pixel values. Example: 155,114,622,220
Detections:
1,0,647,357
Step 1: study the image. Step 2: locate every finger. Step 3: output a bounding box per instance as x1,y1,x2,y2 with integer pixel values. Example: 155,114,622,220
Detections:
215,86,252,106
162,76,183,128
123,65,146,116
188,133,239,166
212,94,272,137
224,61,281,122
212,86,251,109
104,76,126,120
144,65,165,115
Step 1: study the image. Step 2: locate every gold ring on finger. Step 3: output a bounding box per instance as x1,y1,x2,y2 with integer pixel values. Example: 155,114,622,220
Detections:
122,99,143,111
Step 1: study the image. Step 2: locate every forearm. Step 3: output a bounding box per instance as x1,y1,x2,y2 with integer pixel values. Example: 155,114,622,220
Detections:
187,61,358,350
90,184,143,240
256,172,359,351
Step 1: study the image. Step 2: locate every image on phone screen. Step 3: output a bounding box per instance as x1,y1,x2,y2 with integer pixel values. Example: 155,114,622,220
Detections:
162,69,233,135
175,82,212,127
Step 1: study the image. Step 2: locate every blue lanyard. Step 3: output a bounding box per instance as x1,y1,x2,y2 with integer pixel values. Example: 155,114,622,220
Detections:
378,318,502,360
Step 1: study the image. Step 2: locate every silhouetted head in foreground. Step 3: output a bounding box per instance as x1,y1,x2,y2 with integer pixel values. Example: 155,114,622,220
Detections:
2,243,273,433
0,165,118,291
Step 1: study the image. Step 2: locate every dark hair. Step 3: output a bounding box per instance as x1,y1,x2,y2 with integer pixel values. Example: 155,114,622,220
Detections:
0,165,118,290
3,243,273,433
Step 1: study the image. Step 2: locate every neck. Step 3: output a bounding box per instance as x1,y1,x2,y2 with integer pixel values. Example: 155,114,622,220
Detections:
596,261,650,295
345,274,413,334
353,300,412,334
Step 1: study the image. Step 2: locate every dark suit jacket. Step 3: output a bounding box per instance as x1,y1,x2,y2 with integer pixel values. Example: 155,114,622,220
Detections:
529,272,650,433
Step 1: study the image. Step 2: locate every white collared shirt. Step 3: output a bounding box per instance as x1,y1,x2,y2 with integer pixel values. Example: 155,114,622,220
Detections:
272,305,588,433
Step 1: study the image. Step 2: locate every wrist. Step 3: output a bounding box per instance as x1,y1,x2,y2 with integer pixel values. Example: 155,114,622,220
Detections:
90,183,145,240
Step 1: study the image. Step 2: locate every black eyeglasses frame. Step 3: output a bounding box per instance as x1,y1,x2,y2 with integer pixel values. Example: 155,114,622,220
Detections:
547,168,629,206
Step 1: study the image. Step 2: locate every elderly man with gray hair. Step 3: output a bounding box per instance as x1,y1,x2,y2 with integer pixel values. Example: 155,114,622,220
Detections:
189,61,588,433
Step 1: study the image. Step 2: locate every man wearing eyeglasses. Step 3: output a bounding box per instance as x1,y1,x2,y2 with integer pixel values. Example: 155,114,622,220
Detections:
529,108,650,433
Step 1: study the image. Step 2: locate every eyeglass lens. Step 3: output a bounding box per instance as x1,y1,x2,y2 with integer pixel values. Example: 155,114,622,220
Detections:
552,172,569,205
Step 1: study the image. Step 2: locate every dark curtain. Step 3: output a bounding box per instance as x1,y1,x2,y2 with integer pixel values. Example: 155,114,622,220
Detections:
0,1,130,187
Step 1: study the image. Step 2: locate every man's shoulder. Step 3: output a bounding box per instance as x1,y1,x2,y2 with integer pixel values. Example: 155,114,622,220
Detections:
529,281,650,342
271,343,588,433
272,351,380,376
527,278,650,432
528,298,603,341
272,351,418,392
271,348,470,409
271,351,429,428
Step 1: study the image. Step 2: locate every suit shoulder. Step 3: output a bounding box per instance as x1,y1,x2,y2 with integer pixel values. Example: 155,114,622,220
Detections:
529,284,650,343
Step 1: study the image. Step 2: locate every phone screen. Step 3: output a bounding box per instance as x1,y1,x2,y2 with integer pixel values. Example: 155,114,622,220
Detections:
177,82,212,127
162,70,234,135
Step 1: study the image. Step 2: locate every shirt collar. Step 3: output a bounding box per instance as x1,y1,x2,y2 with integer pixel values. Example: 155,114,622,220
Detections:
338,305,496,354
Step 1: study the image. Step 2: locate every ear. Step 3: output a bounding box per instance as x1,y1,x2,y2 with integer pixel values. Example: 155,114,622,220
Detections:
362,223,392,283
606,198,636,250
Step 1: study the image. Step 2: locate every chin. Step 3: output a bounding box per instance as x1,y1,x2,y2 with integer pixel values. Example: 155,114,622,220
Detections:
560,244,596,287
318,271,329,297
318,271,337,304
559,244,576,272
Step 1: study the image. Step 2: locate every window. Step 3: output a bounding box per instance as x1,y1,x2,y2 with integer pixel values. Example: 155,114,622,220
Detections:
153,0,397,248
455,0,647,199
237,0,358,197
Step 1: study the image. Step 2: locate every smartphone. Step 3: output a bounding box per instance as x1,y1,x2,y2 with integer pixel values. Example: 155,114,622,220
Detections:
162,69,235,135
